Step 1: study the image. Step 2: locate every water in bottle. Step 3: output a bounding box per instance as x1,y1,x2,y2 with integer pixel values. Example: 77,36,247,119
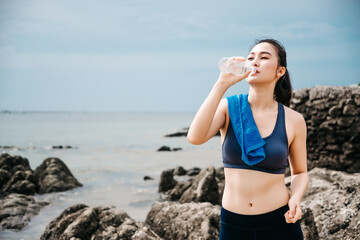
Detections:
218,57,254,75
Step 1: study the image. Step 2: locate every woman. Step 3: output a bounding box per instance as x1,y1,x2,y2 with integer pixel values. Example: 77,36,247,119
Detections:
187,39,309,240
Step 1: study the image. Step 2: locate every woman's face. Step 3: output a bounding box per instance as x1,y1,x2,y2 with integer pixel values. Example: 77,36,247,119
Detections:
245,42,283,84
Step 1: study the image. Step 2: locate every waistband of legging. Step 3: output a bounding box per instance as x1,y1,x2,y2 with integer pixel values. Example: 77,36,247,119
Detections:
220,204,289,230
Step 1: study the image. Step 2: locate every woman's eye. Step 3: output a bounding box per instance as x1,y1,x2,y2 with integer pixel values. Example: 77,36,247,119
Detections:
261,57,268,59
247,57,254,60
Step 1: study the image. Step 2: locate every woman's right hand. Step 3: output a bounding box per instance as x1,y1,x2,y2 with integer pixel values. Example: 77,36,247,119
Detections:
216,57,252,88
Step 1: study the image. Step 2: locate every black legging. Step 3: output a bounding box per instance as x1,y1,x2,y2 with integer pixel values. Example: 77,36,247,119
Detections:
219,204,304,240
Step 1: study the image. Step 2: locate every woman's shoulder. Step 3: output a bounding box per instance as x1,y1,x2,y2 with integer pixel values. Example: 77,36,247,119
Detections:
283,105,306,128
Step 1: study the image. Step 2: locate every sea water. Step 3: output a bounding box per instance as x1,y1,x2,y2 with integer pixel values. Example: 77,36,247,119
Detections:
0,112,222,240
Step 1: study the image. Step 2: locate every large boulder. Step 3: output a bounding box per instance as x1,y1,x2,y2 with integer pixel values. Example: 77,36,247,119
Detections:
0,169,11,190
301,167,360,239
215,167,225,205
290,86,360,173
299,205,320,240
160,166,223,204
0,193,49,230
34,157,82,194
158,169,177,192
0,154,84,232
179,166,220,205
0,153,32,174
0,153,37,196
165,180,193,201
41,204,162,240
0,154,83,196
145,201,220,240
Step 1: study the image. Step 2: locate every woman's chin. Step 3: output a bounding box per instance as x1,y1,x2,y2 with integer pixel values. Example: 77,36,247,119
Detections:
245,77,278,87
245,76,257,83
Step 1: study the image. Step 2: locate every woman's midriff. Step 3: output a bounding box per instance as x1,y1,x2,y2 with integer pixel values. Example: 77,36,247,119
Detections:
222,168,290,215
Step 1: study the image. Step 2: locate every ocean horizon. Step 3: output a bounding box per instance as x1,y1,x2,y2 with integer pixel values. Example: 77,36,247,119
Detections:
0,111,223,240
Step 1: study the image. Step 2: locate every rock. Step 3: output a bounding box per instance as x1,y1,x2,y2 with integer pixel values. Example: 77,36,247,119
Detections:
52,145,76,149
216,167,225,205
300,205,320,240
157,146,183,152
157,146,171,151
343,104,359,116
172,147,182,151
2,170,37,196
179,166,220,205
145,201,220,240
186,167,201,176
328,105,342,117
0,153,38,196
164,131,188,137
41,204,161,240
159,166,222,204
0,193,49,230
165,181,193,201
0,154,82,196
301,167,360,239
0,169,11,189
165,127,220,137
144,175,154,181
34,157,82,194
290,86,360,173
173,166,187,176
158,169,177,192
0,145,23,150
0,153,32,174
0,154,84,233
215,167,224,181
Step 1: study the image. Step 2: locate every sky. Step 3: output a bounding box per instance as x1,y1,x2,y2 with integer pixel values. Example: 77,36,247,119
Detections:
0,0,359,112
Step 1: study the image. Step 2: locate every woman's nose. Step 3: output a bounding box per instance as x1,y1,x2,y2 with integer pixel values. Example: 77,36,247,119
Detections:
251,59,259,67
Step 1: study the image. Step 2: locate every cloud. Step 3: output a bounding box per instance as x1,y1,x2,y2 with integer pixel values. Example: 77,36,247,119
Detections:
0,0,359,112
0,0,355,50
0,51,222,73
220,21,341,42
0,45,14,54
0,0,139,39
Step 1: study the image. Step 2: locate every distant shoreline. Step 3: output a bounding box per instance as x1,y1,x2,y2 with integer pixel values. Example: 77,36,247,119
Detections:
0,110,197,114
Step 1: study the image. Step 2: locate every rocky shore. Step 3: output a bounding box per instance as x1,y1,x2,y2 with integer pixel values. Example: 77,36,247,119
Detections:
0,153,82,231
13,163,357,240
1,85,359,240
150,165,359,240
40,204,161,240
0,193,49,230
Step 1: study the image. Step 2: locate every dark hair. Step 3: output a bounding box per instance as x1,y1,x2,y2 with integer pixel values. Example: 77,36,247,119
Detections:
250,38,292,107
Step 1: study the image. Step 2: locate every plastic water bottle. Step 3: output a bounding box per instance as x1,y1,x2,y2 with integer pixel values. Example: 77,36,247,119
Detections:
218,57,254,75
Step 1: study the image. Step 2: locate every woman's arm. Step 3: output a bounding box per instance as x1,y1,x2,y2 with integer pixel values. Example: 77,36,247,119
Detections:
187,81,228,145
284,112,309,223
187,60,251,145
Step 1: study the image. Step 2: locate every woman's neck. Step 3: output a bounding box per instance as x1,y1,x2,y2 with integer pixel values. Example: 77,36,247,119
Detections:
248,85,277,111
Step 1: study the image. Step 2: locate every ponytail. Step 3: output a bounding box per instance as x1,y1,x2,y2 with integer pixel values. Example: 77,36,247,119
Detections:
251,38,293,107
274,70,292,107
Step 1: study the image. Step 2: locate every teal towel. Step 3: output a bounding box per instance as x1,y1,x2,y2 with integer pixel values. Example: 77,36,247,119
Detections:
227,94,266,165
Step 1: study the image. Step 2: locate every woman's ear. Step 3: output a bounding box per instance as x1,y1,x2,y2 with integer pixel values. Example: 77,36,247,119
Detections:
277,67,286,78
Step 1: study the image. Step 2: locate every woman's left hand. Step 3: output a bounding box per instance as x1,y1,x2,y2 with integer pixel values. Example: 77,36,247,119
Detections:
284,196,302,223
